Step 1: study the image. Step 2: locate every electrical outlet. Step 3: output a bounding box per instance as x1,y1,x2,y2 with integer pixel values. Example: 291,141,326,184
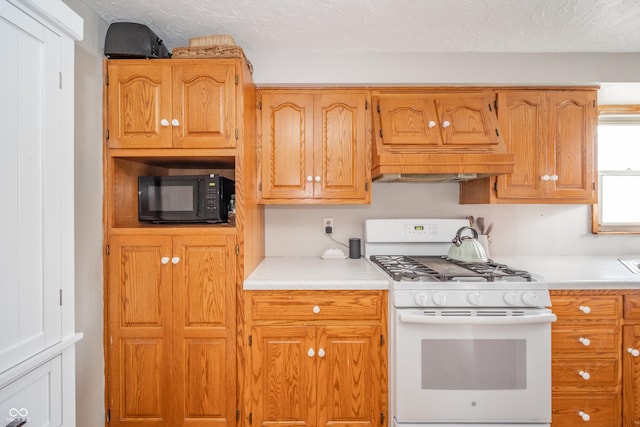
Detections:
323,217,334,234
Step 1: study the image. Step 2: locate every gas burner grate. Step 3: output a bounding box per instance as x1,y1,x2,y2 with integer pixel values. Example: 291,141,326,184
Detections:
370,255,532,282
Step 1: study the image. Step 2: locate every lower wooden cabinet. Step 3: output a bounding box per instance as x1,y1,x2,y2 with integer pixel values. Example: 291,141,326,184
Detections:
550,292,622,426
106,232,236,427
243,290,387,427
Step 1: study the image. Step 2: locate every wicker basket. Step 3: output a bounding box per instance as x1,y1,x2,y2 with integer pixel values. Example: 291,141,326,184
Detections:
171,45,253,72
189,34,235,47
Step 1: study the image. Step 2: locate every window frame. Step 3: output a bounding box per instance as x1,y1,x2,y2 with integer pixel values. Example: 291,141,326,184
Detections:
592,104,640,234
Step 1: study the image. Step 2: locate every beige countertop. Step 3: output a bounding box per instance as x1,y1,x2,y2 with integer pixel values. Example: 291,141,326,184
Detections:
243,257,390,290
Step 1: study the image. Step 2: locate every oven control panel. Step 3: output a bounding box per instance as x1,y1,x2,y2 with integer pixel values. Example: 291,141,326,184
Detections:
394,288,552,308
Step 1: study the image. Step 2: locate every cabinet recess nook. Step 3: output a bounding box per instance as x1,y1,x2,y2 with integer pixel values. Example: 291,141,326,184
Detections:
103,57,264,427
460,88,597,204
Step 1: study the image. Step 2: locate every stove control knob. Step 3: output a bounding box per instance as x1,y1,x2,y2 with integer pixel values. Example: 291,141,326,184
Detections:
521,292,538,306
432,293,447,306
467,292,482,306
503,292,519,306
414,293,430,306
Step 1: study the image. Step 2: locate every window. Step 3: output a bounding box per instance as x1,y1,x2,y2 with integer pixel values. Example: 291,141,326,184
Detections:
593,105,640,233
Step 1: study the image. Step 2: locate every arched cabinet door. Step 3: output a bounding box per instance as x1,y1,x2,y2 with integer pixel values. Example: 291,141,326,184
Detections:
107,60,237,149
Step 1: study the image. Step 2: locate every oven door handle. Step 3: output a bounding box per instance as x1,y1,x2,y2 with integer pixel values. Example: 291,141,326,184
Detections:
398,313,557,325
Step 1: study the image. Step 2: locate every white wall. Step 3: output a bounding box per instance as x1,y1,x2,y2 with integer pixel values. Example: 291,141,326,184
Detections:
62,10,640,425
63,0,107,425
265,183,640,258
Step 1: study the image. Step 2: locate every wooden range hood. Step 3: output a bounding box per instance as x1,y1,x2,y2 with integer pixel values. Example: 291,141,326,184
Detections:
371,89,515,182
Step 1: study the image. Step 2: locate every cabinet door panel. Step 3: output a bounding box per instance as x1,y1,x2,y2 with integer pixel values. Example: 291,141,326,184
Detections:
173,64,235,149
172,235,236,426
0,8,61,371
377,95,441,146
107,235,173,426
107,64,173,149
495,91,547,198
260,93,315,199
317,326,381,427
251,326,316,427
314,93,368,200
437,93,501,147
624,325,640,426
549,91,596,200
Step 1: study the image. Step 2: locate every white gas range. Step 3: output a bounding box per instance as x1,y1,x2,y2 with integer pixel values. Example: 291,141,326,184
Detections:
364,219,556,427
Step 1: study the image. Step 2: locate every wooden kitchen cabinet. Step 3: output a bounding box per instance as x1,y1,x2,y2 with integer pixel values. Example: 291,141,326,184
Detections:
622,295,640,426
550,292,622,427
374,91,502,147
460,88,597,204
243,291,387,427
106,59,236,149
257,89,371,204
107,232,237,426
370,89,515,180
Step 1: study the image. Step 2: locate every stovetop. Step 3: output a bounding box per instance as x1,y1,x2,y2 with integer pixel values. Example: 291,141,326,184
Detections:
370,255,533,282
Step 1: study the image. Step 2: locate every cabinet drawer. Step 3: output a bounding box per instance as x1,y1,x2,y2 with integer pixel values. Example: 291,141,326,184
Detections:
249,291,384,321
551,295,621,324
0,357,62,426
552,359,619,391
552,326,619,356
552,393,619,427
624,294,640,321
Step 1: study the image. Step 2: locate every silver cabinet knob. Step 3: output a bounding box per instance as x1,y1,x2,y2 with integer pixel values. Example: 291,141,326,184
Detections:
171,256,180,264
315,176,321,182
307,176,313,182
579,305,591,314
541,175,550,181
442,120,450,128
318,348,325,358
160,119,170,127
428,120,436,128
628,347,640,357
550,174,558,181
312,305,320,314
578,370,591,380
161,257,170,264
171,119,180,126
307,348,315,357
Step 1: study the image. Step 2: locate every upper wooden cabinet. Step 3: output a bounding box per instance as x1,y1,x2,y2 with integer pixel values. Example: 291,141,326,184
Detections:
257,89,371,204
460,89,597,204
375,92,502,147
371,90,515,180
106,59,236,149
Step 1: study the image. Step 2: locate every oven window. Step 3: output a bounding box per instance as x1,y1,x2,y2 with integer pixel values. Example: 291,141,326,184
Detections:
421,339,526,390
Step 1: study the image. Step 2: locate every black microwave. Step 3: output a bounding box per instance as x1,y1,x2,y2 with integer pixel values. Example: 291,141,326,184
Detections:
138,174,234,224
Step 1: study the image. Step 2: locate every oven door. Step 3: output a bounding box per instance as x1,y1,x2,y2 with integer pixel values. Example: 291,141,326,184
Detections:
392,308,556,425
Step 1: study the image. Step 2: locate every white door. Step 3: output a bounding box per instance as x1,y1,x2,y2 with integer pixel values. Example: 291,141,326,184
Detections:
0,1,62,373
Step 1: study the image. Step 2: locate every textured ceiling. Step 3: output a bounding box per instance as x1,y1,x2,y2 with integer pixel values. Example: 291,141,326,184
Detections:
81,0,640,53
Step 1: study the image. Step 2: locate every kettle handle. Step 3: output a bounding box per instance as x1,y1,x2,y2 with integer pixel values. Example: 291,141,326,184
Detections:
452,226,478,246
